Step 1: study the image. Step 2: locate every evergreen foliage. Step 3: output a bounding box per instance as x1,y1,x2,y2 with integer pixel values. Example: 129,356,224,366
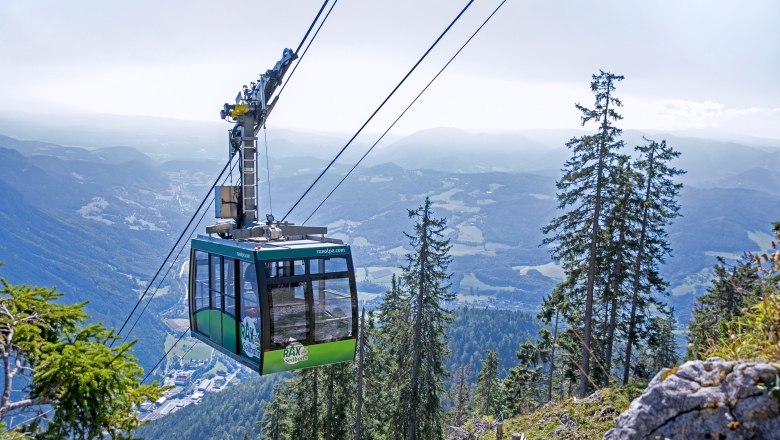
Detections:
471,351,499,418
257,198,455,440
698,224,780,362
260,384,290,440
448,365,471,429
447,308,538,377
621,138,684,385
0,266,161,438
542,70,627,396
687,257,761,359
633,312,679,380
395,197,454,440
541,71,683,396
502,340,548,416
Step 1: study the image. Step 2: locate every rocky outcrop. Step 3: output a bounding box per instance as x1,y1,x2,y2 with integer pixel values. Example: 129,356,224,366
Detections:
604,358,780,439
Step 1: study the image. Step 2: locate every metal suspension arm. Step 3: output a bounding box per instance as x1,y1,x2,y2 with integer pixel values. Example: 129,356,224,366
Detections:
220,48,298,153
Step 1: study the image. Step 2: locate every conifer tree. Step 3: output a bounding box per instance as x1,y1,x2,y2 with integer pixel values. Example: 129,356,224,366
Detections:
285,368,320,439
542,70,625,396
622,138,684,384
636,311,679,379
321,363,354,440
472,350,500,418
0,269,161,438
375,275,410,439
687,258,761,359
260,384,290,440
361,310,393,439
394,197,454,440
449,365,471,428
502,341,547,416
599,156,641,385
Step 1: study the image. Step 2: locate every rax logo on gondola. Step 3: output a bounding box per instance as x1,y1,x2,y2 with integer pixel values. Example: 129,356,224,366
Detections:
283,342,309,365
240,317,260,359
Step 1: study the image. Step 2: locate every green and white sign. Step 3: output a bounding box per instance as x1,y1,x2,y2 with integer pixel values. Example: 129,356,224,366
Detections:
262,339,356,374
283,341,309,365
240,316,260,360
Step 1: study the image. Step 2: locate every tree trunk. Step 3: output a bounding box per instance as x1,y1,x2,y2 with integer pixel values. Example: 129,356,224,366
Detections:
605,184,630,383
580,97,611,397
547,309,559,403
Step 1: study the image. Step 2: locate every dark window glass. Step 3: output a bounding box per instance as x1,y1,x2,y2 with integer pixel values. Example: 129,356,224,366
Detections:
239,261,261,360
310,257,348,274
194,251,209,311
313,277,353,343
210,255,222,310
265,260,306,278
269,282,308,347
223,258,236,317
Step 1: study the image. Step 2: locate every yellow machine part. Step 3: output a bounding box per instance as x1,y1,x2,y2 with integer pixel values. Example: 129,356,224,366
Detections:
230,104,250,118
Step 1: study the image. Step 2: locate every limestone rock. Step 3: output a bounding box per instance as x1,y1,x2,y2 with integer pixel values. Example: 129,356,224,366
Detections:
604,358,780,439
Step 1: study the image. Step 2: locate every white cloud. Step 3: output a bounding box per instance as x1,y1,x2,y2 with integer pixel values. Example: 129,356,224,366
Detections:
623,97,780,139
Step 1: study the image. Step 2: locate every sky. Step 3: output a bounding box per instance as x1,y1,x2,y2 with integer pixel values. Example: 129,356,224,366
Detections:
1,0,779,140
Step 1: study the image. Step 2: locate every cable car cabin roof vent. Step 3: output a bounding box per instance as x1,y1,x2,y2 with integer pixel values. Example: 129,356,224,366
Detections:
205,221,330,242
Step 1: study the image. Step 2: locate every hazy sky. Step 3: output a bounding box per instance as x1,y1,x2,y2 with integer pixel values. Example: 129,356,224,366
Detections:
1,0,779,139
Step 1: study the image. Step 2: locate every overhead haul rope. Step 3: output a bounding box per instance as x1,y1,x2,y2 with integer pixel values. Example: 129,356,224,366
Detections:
280,0,477,222
120,160,239,346
142,326,190,383
278,0,339,99
304,0,509,224
295,0,330,55
110,158,233,348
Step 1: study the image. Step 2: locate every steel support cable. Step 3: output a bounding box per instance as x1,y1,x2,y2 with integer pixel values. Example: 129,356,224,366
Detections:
120,159,237,345
281,0,477,222
304,0,508,225
110,158,233,347
142,326,190,384
278,0,339,99
295,0,330,55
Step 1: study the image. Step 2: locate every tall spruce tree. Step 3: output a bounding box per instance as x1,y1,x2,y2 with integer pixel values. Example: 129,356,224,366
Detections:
502,340,547,416
622,138,683,384
284,368,320,439
542,70,625,396
394,197,454,440
599,156,642,386
472,350,500,418
375,275,410,440
260,384,290,440
361,310,393,440
320,363,354,440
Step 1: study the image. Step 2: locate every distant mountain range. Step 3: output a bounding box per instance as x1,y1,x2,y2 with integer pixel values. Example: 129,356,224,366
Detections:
1,120,779,371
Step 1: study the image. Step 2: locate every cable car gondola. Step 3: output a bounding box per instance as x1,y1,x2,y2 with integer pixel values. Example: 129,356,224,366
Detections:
188,234,358,374
187,48,358,374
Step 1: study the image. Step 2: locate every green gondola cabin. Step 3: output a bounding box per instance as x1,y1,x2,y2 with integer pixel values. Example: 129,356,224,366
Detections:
188,235,358,374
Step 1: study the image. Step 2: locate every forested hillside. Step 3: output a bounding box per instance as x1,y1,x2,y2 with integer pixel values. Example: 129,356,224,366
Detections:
136,375,282,440
447,307,538,377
